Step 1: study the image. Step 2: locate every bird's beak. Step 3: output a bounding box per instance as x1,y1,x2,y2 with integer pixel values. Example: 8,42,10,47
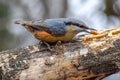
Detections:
85,29,98,35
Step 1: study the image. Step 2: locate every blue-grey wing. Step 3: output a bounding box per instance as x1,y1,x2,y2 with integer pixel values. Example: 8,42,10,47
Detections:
44,19,67,35
30,19,67,36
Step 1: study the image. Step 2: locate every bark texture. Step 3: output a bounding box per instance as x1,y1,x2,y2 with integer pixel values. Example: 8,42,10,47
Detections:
0,28,120,80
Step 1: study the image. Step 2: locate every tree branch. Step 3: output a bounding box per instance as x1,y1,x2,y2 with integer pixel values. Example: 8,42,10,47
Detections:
0,28,120,80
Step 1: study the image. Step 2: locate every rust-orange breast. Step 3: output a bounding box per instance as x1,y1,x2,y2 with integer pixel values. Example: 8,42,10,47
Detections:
33,30,58,42
33,26,76,42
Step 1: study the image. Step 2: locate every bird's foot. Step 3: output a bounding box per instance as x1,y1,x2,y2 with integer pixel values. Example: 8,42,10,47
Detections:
39,41,53,51
56,41,62,46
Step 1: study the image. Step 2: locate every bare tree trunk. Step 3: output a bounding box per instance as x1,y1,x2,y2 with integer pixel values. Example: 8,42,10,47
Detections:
0,28,120,80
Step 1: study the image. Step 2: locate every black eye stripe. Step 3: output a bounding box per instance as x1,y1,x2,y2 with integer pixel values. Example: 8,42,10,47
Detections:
65,22,85,27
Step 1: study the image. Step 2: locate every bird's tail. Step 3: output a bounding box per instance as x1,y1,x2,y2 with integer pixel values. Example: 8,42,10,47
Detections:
15,20,33,26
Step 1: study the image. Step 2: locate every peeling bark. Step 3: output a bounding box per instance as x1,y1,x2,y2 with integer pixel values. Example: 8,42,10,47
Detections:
0,28,120,80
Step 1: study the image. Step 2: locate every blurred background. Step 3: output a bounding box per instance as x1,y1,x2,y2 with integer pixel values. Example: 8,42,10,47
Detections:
0,0,120,79
0,0,120,51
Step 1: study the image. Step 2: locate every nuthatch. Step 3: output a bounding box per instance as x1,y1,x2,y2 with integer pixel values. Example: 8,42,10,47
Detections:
15,18,97,43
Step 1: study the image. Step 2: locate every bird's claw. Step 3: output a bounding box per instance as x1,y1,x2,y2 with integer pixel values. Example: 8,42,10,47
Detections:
39,41,53,52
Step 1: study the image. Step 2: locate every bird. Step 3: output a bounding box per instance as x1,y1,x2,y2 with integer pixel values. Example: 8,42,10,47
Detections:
15,18,98,43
